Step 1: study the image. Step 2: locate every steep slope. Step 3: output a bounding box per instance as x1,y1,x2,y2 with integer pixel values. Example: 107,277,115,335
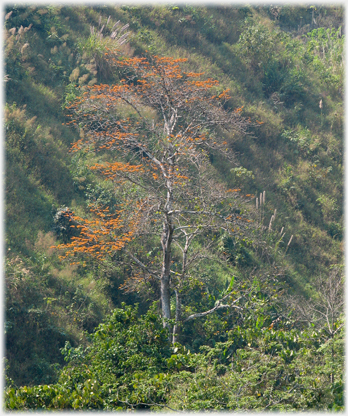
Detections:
5,4,343,387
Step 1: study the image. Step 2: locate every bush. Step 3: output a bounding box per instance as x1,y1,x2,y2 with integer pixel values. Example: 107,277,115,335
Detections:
5,304,172,410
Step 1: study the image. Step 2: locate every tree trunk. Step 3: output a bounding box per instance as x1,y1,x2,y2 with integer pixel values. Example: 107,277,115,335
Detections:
161,156,175,332
330,335,335,385
160,219,174,332
172,289,181,344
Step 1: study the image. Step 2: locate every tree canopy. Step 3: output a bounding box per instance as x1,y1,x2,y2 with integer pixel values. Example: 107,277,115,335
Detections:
56,53,256,341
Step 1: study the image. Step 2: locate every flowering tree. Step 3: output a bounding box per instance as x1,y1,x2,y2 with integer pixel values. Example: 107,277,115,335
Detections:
58,53,253,342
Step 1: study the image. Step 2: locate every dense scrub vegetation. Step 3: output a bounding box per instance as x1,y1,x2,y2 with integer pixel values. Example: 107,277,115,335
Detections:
4,5,344,411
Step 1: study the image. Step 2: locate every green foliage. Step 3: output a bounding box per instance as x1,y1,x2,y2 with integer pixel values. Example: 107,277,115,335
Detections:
5,103,77,254
5,304,172,410
61,82,79,109
5,230,112,386
281,127,315,156
166,324,344,411
230,166,255,188
305,27,344,90
237,20,278,71
76,33,112,82
5,296,344,411
234,18,312,105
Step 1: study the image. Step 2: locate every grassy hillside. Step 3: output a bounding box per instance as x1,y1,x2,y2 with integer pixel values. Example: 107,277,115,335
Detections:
5,4,343,391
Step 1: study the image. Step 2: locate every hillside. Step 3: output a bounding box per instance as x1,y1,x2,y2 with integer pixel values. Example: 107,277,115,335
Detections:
4,4,344,411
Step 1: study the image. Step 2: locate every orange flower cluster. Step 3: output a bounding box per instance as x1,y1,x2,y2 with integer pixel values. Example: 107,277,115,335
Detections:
70,138,85,152
90,161,144,181
217,89,231,100
188,78,219,89
56,205,141,264
172,172,189,186
184,72,205,77
113,56,218,94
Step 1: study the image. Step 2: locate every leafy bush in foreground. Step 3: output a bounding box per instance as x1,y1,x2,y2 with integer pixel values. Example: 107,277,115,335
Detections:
5,304,344,411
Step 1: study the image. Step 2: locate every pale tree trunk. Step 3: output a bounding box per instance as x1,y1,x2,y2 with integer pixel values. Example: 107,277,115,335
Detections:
160,157,174,333
172,289,181,344
172,230,190,343
160,220,173,329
